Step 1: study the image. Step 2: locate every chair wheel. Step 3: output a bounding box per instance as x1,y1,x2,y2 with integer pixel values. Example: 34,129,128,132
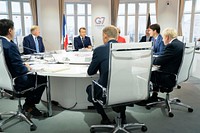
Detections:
30,124,37,131
90,128,95,133
177,85,181,89
168,112,174,117
141,126,147,132
176,99,181,102
188,108,193,112
146,105,151,110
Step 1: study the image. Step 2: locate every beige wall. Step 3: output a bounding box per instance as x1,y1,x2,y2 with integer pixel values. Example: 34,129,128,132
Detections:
37,0,179,50
37,0,60,51
157,0,179,32
91,0,111,47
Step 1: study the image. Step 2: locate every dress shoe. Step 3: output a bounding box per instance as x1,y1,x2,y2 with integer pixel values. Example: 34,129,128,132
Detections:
100,118,111,125
23,103,42,116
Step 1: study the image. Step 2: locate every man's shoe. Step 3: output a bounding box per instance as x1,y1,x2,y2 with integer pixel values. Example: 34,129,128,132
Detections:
100,118,111,125
23,104,42,116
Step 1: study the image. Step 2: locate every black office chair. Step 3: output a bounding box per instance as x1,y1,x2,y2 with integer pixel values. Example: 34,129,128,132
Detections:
0,40,46,132
146,42,195,118
90,42,153,133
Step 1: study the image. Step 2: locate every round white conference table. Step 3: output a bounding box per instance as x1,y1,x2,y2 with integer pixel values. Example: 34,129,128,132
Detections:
27,51,98,116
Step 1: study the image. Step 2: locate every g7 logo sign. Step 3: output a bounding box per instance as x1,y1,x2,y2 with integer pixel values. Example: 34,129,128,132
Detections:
95,17,105,25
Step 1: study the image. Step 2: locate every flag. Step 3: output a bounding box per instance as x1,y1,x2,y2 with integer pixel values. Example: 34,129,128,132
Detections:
62,14,68,50
146,13,151,29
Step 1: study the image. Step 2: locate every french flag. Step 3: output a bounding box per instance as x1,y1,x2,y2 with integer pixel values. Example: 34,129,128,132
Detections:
62,14,68,50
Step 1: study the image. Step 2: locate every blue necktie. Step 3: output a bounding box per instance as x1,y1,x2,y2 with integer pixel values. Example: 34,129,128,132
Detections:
35,37,39,53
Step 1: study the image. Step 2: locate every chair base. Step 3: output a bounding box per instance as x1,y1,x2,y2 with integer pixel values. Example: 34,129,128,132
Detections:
146,93,193,117
0,106,37,132
90,115,147,133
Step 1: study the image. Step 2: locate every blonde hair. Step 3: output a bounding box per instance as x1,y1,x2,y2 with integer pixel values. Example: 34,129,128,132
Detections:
103,25,118,39
30,25,39,33
162,28,177,39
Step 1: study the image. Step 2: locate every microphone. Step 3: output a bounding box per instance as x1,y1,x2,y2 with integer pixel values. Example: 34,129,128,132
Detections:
23,46,37,53
22,46,45,60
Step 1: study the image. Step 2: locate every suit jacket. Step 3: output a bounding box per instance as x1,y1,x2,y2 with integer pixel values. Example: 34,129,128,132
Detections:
139,36,152,42
117,36,126,43
151,34,165,55
73,36,91,50
1,37,28,79
23,34,45,54
153,39,184,75
88,40,117,88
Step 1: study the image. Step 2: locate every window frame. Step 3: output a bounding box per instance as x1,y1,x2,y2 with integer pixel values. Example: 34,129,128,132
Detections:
118,0,156,42
65,2,91,44
0,0,32,37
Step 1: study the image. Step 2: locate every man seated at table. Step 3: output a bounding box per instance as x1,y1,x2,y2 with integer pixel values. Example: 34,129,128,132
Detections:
0,19,46,116
139,29,152,42
73,27,92,51
149,24,165,55
23,25,45,54
86,25,126,125
137,27,184,105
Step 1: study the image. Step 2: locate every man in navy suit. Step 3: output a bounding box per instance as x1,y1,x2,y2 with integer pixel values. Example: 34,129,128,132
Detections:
86,25,126,125
0,19,46,116
149,24,165,55
73,27,92,51
23,25,45,54
150,28,184,102
139,29,152,42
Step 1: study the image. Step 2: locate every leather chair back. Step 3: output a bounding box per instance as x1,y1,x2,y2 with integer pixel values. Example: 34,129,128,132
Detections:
106,42,153,106
0,39,13,91
177,42,195,84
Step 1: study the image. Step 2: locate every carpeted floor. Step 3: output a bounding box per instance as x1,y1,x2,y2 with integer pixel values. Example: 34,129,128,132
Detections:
0,76,200,133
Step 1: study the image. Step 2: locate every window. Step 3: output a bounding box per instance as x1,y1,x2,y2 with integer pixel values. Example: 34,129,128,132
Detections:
65,2,91,44
0,0,33,43
193,0,200,41
182,0,200,42
118,0,156,42
182,0,192,42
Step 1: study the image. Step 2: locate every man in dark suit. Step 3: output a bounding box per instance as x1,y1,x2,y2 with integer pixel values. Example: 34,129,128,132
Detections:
86,25,126,125
0,19,46,116
150,27,184,100
149,24,165,55
23,25,45,54
73,27,92,50
139,29,152,42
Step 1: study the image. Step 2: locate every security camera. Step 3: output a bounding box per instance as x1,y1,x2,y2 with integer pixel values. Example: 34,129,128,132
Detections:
167,1,169,5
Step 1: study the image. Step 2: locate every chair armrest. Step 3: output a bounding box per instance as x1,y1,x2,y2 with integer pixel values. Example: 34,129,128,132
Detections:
12,71,36,85
91,80,107,106
13,71,47,94
155,70,177,80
